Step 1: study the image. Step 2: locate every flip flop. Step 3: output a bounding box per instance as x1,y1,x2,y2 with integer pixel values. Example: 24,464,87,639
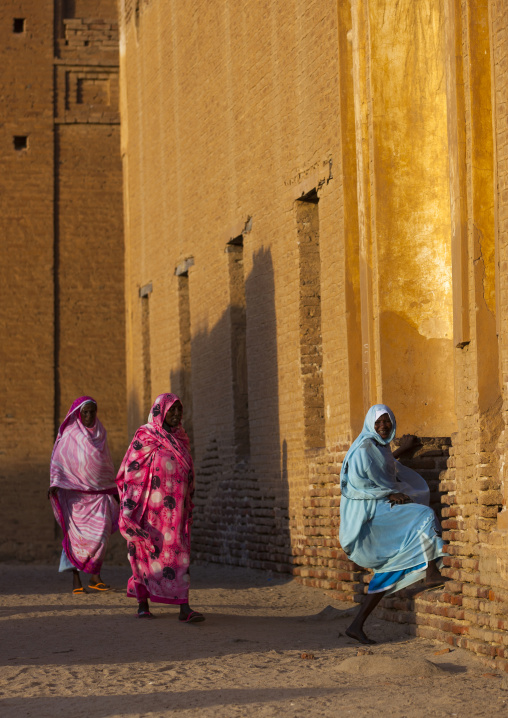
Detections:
72,587,88,594
179,611,205,623
88,582,111,591
137,610,154,619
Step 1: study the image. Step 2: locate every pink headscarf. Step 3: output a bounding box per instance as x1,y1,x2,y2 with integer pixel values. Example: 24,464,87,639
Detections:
144,392,191,465
116,392,192,545
50,396,116,492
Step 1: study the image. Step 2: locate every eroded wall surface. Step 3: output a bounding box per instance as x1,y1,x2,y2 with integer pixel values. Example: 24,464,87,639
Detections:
119,0,456,566
0,0,126,561
120,0,508,670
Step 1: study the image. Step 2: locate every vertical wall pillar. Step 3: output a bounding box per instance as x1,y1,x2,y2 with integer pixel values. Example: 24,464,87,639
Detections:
176,272,194,448
441,0,504,590
489,0,508,532
350,0,378,415
349,0,456,437
173,256,196,448
445,0,470,350
446,0,503,532
445,0,501,462
465,0,500,419
140,283,152,420
226,237,250,460
296,191,325,449
0,1,56,558
337,0,364,437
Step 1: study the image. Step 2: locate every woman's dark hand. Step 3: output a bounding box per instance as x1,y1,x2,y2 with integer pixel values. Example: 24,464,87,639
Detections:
388,492,411,505
399,434,420,451
47,487,58,500
393,434,420,459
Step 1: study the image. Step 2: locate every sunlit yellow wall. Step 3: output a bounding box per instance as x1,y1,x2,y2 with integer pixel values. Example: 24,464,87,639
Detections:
337,1,363,439
352,0,456,436
120,0,460,469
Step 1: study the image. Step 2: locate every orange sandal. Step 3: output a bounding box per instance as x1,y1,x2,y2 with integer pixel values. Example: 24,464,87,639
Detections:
88,582,111,591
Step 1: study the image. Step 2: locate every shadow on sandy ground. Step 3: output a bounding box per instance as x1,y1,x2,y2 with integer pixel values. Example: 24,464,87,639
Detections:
0,563,503,718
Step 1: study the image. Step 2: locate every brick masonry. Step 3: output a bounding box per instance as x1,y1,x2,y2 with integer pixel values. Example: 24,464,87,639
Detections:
117,0,508,673
374,0,508,672
0,0,126,561
0,0,502,671
2,0,508,676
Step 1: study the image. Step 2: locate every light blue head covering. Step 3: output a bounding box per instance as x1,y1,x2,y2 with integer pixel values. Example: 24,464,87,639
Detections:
340,404,396,496
360,404,396,445
346,403,395,458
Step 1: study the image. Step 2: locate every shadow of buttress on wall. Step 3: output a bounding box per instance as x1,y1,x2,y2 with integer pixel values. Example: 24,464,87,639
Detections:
171,247,292,572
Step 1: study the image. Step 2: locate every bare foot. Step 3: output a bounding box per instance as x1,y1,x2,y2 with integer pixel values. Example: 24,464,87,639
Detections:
345,627,377,645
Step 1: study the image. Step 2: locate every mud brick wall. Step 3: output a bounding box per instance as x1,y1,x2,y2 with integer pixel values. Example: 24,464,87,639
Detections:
292,445,352,600
62,17,118,52
491,0,508,529
0,0,126,562
119,0,350,578
0,0,56,561
119,0,508,674
192,440,293,573
54,0,125,466
377,0,508,674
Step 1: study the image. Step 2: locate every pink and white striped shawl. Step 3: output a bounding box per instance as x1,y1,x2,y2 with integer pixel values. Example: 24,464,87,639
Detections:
50,396,119,574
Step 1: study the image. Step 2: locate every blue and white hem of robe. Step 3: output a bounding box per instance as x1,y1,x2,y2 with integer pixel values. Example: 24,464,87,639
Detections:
367,534,445,595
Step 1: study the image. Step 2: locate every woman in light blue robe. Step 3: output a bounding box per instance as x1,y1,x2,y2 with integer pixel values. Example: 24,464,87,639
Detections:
339,404,446,644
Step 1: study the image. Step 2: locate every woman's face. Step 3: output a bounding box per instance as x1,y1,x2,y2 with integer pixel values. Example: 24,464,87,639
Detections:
164,401,183,428
374,412,392,440
80,402,97,428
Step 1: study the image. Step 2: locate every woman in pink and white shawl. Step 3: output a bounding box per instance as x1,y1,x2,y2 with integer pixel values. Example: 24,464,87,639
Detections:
49,396,119,594
116,393,204,622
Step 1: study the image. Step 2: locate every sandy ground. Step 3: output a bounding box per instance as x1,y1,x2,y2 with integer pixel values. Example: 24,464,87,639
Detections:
1,563,507,718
